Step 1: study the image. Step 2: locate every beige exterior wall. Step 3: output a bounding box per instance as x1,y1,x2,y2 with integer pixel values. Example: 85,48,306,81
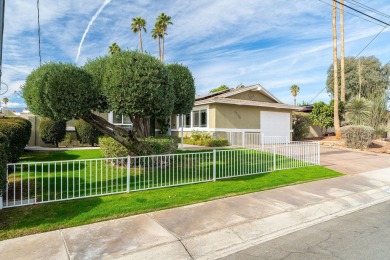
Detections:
229,91,276,103
214,103,292,131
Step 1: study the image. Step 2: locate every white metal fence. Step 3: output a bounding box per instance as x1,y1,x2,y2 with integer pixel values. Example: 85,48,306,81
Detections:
226,132,289,148
2,142,320,208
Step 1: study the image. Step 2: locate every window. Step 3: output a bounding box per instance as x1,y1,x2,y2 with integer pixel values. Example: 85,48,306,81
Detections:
200,110,207,127
178,114,191,128
192,109,207,128
193,111,200,127
113,113,132,129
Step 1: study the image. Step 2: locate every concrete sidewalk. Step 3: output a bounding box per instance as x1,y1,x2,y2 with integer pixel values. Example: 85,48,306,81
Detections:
1,166,390,260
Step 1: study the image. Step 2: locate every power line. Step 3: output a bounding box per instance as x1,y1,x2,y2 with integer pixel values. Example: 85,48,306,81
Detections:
310,1,389,104
345,0,390,20
37,0,42,66
317,0,386,28
334,0,390,26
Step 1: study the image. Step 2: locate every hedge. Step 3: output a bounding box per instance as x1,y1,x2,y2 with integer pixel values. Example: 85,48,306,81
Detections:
75,119,100,146
340,125,375,149
39,118,66,147
0,117,32,162
99,136,128,158
99,136,179,157
0,132,8,194
130,137,178,156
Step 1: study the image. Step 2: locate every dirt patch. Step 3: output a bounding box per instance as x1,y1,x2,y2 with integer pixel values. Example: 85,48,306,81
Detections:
306,136,390,154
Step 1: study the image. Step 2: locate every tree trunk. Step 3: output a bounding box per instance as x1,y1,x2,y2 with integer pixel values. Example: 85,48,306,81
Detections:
139,26,143,54
82,113,137,148
158,36,161,61
340,0,346,102
294,97,296,106
332,0,341,139
161,29,165,63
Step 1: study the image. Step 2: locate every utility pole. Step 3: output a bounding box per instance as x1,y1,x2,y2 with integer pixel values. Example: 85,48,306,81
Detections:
340,0,346,103
358,59,362,98
0,0,5,84
332,0,341,139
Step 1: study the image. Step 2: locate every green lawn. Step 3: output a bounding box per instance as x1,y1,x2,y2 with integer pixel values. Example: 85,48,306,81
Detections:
0,149,342,240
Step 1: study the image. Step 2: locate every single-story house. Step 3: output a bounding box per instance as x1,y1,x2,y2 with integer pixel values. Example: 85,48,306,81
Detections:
16,84,300,147
167,84,300,141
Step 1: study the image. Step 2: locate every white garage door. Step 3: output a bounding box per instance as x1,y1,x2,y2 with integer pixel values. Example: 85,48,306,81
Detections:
260,111,291,143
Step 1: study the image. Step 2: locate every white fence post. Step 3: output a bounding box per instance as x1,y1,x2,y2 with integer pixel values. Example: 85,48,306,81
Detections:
317,141,321,165
126,155,131,192
273,145,276,171
242,131,246,148
213,149,217,181
0,196,2,210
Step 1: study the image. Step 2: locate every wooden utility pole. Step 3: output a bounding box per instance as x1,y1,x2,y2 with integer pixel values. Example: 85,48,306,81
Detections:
0,0,5,84
358,59,362,98
332,0,341,139
340,0,346,102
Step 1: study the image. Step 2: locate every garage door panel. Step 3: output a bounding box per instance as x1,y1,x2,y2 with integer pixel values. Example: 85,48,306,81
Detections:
260,111,290,142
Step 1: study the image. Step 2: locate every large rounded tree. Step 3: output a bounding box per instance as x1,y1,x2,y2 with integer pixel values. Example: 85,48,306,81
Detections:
22,52,192,149
23,62,98,121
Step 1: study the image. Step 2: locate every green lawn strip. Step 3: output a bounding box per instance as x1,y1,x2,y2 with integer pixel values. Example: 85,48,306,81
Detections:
0,166,342,241
20,149,103,162
8,150,305,202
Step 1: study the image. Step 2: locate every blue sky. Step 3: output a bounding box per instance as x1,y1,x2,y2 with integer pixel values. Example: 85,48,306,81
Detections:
2,0,390,111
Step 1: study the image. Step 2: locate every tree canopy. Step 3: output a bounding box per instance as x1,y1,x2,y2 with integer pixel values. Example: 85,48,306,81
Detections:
326,56,390,101
166,63,195,115
310,101,344,134
22,62,97,121
209,85,229,93
22,51,196,149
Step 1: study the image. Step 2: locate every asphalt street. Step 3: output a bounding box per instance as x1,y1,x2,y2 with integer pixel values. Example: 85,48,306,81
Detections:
222,200,390,260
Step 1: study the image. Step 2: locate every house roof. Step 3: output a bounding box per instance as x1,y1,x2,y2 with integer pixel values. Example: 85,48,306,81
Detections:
195,84,300,110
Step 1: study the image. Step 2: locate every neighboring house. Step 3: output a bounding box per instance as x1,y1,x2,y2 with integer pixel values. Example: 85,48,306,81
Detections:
169,84,300,141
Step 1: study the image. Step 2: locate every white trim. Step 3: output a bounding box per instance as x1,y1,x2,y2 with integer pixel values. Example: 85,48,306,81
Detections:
66,127,75,131
195,98,300,110
171,128,262,132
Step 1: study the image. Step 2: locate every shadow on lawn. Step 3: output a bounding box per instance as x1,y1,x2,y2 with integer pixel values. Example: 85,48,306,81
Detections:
0,196,103,233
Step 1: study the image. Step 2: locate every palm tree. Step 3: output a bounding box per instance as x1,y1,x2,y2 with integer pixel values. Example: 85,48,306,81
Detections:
152,24,163,61
290,84,300,106
2,97,9,110
340,0,346,102
108,42,121,55
345,96,371,125
131,17,147,54
332,0,341,139
156,13,172,63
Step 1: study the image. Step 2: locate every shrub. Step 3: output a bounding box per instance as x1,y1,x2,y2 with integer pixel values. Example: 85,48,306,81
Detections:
203,138,230,147
63,133,74,147
292,112,311,141
130,137,178,156
183,131,229,147
75,119,100,146
39,118,66,147
0,132,8,194
0,117,32,162
340,125,375,149
99,136,128,158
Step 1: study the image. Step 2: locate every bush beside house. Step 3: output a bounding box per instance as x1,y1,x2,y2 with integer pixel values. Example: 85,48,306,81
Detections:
292,112,311,141
183,131,229,147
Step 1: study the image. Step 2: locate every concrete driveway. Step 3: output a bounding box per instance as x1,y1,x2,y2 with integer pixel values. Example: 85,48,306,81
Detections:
321,146,390,175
